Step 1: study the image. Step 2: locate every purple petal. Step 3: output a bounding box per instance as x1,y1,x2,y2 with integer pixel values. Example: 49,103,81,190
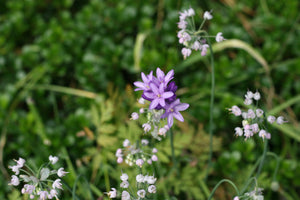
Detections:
141,72,148,83
165,70,174,83
134,81,146,91
144,92,155,99
150,83,159,95
168,114,174,127
162,91,174,98
150,99,159,109
173,112,184,122
159,98,166,107
175,103,189,112
156,68,165,81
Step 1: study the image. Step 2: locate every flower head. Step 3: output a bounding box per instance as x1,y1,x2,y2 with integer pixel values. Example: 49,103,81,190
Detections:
161,99,189,128
49,155,59,165
203,11,213,20
216,32,225,42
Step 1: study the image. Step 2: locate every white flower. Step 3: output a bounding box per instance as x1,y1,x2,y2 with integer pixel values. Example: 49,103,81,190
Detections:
121,191,130,200
234,127,243,136
181,47,192,59
38,191,48,200
251,123,259,133
123,139,130,147
117,157,123,163
115,148,123,157
191,41,202,51
146,175,157,184
131,112,139,120
107,188,117,198
120,173,129,181
244,98,253,105
247,109,256,119
267,115,276,124
203,11,213,20
49,189,58,199
177,20,187,29
49,155,59,165
136,174,144,183
276,116,287,125
21,184,35,194
259,130,268,140
233,197,240,200
9,165,20,175
52,179,63,190
230,106,242,116
201,44,209,56
255,109,264,117
245,91,254,99
152,148,158,153
15,157,26,168
253,91,261,100
136,159,144,167
138,98,145,104
10,175,20,186
120,181,129,188
187,8,195,16
142,123,151,132
57,168,69,177
139,108,145,113
151,155,158,161
148,185,156,193
216,32,225,42
141,139,149,145
244,129,253,139
137,189,146,198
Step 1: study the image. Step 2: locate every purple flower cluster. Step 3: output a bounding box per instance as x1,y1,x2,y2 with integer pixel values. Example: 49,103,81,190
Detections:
134,68,189,128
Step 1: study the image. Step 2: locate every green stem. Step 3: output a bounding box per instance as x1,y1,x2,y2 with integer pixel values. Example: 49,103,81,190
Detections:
256,140,268,178
169,129,177,174
205,34,215,182
208,179,239,200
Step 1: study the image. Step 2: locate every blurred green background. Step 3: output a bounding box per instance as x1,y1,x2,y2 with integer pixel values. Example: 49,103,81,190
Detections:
1,0,300,199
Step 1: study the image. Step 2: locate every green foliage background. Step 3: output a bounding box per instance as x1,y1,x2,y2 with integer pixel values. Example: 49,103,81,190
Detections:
1,0,300,199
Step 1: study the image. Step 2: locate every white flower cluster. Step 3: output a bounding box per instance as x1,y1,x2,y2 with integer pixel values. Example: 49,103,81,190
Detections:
229,90,287,140
108,173,157,199
8,155,68,200
115,139,158,167
177,8,225,59
132,97,171,141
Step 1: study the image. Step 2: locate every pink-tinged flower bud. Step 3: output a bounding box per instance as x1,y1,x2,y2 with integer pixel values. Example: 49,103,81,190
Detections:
131,112,139,120
136,159,144,167
151,155,158,162
117,157,123,164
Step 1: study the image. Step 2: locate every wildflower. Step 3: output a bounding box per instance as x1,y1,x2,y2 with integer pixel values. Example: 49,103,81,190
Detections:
115,148,123,157
141,139,149,145
9,165,20,175
136,159,144,167
57,168,69,177
181,48,192,59
142,123,151,132
49,155,59,165
216,32,225,42
152,148,158,153
244,98,253,105
234,127,243,136
21,184,35,195
187,8,195,16
37,191,48,200
139,108,145,113
134,71,153,92
201,44,209,56
177,20,187,29
131,112,139,120
151,155,158,161
245,91,254,99
247,109,256,119
145,175,157,184
276,116,287,125
148,185,156,193
120,173,129,181
253,91,261,100
117,157,123,163
267,115,276,124
107,188,117,198
136,174,144,183
15,158,25,168
251,123,260,133
52,179,63,190
178,31,192,44
137,189,146,198
121,191,130,200
229,106,242,116
155,68,174,88
203,11,213,20
259,130,271,140
233,197,240,200
192,41,202,51
10,175,20,186
123,139,130,147
49,189,59,199
138,97,145,104
120,181,129,188
255,109,264,117
161,99,189,128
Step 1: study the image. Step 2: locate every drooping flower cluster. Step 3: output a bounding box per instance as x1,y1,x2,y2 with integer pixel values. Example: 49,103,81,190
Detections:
133,67,189,139
8,155,68,200
107,173,157,199
177,8,225,59
233,187,264,200
229,90,287,140
115,139,158,167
